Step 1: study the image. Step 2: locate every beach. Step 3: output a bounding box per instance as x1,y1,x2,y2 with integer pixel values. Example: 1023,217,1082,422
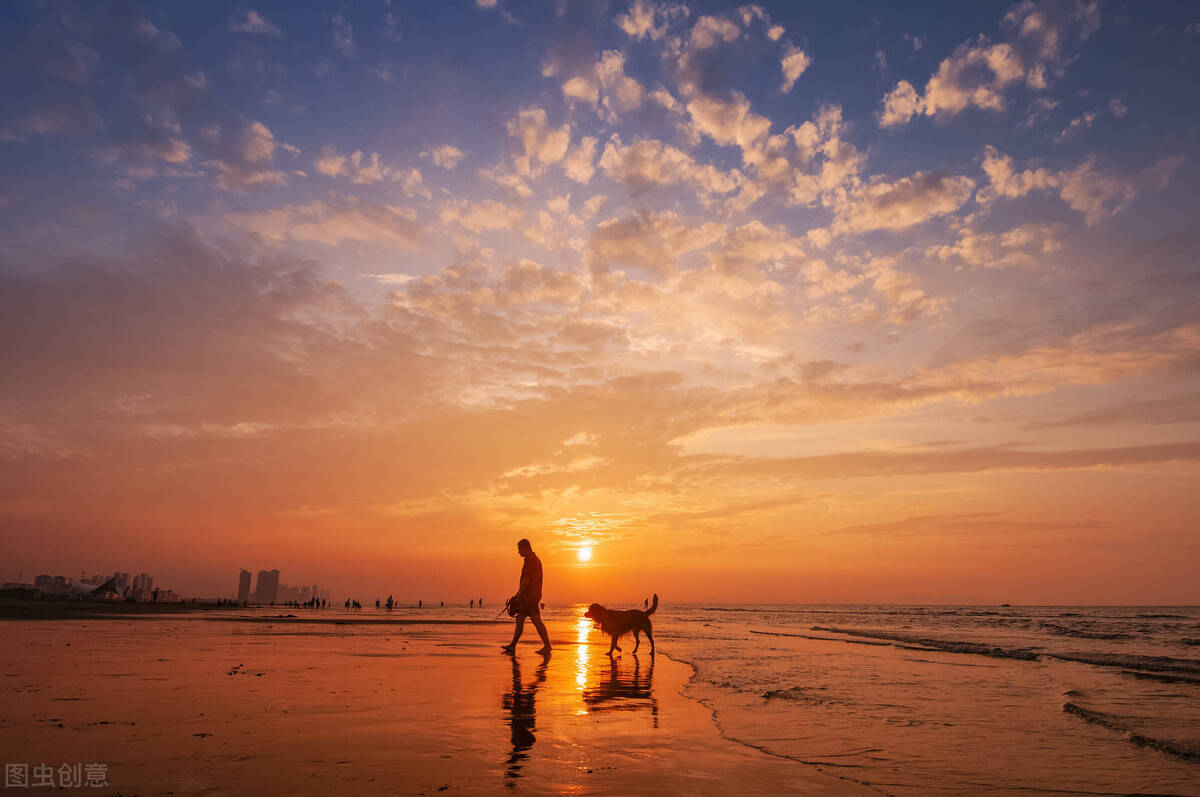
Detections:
0,606,878,796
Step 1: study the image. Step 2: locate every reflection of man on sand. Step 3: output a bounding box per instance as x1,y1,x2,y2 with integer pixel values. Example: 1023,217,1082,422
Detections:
501,539,552,654
501,653,549,783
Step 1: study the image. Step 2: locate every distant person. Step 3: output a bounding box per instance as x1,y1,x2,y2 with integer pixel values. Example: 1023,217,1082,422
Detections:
644,598,648,609
418,599,422,608
501,538,551,654
375,599,381,609
344,598,350,610
479,597,483,607
470,598,474,608
440,600,444,608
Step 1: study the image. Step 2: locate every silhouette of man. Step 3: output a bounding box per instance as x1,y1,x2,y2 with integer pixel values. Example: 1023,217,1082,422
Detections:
501,539,551,654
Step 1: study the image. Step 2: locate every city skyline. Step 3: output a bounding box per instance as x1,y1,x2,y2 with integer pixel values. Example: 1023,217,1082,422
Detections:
0,1,1198,603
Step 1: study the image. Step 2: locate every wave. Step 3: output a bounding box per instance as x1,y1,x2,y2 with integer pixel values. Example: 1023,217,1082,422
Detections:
1049,651,1200,676
806,626,1200,677
1121,670,1200,685
750,629,894,646
1038,622,1131,640
1062,702,1200,762
1135,613,1190,619
810,626,1039,661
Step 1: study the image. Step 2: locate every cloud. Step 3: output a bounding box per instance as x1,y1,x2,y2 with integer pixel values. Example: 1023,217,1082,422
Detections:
230,9,282,36
879,0,1101,128
564,136,599,184
312,147,431,196
0,95,101,143
206,121,291,190
439,198,525,234
227,199,424,248
617,0,688,40
978,146,1165,226
780,46,811,92
687,91,771,154
586,211,723,278
690,15,741,49
880,80,922,128
930,223,1063,268
551,50,645,121
833,171,975,234
424,145,466,171
598,136,741,197
1025,393,1200,430
506,107,570,176
332,13,354,58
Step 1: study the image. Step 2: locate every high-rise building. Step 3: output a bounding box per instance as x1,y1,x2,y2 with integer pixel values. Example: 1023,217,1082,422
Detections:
111,572,131,594
237,570,252,603
132,573,154,592
253,569,279,603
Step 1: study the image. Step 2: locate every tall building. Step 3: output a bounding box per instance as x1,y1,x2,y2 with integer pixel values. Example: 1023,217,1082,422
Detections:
253,569,279,603
111,572,131,594
132,573,153,592
236,570,251,603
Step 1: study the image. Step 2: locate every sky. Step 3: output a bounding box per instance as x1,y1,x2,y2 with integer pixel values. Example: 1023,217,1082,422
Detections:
1,0,1198,604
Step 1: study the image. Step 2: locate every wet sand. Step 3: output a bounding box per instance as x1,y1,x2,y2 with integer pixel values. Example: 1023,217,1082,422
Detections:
0,610,880,795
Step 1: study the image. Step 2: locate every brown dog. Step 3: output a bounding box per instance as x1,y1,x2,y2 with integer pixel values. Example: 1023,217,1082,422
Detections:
584,594,657,655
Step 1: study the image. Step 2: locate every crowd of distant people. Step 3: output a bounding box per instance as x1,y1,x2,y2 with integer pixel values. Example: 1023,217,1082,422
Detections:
215,595,490,610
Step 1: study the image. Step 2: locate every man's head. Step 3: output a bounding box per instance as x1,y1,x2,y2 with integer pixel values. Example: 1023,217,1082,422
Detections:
517,538,532,557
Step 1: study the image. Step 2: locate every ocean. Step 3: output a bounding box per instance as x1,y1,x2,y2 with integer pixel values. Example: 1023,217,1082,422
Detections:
612,604,1200,796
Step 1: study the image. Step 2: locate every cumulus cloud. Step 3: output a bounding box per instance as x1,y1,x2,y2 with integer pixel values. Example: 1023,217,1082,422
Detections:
440,198,525,234
977,145,1161,226
424,145,466,170
564,136,599,184
551,50,645,121
833,171,975,234
230,9,282,36
598,136,741,197
207,120,291,190
780,46,811,92
879,0,1101,128
586,211,723,278
506,107,571,176
313,146,430,196
930,222,1064,268
617,0,688,40
227,199,424,248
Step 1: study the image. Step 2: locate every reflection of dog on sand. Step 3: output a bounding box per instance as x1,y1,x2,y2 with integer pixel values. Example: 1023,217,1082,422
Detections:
584,594,657,655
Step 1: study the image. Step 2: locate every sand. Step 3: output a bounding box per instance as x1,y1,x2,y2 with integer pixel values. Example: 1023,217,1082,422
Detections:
0,608,881,795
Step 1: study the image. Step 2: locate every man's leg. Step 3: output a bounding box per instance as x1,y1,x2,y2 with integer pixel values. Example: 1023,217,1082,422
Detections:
502,613,526,651
530,612,552,653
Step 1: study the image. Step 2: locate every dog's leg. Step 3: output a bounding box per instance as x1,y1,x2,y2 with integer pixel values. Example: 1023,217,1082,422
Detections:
632,629,640,653
646,626,654,656
608,635,620,655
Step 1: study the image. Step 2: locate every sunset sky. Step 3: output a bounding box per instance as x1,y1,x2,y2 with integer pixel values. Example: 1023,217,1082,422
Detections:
1,0,1197,604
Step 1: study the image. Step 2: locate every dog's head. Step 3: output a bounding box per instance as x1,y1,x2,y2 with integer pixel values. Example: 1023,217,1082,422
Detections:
583,603,605,627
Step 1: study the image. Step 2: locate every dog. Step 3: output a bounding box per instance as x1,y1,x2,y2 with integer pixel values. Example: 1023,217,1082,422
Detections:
584,594,657,656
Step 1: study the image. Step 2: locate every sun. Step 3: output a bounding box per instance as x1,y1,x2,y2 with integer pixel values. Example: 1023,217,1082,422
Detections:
577,546,594,563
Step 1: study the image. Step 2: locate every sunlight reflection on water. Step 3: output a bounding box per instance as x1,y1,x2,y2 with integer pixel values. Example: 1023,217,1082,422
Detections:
574,607,591,712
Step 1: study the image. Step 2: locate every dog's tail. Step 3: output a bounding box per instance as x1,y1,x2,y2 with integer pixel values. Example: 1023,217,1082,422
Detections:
645,593,658,616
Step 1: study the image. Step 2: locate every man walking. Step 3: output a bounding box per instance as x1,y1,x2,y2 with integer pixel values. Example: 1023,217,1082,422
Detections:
501,538,551,654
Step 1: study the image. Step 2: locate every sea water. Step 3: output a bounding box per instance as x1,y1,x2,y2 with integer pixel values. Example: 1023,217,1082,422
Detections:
629,605,1200,796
